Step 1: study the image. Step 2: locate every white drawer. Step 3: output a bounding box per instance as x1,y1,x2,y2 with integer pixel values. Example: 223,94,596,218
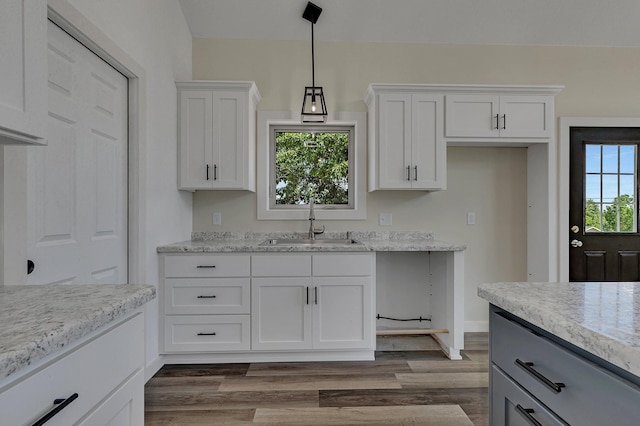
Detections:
313,253,373,276
0,313,143,426
165,278,250,314
164,254,250,277
252,254,312,276
164,315,251,352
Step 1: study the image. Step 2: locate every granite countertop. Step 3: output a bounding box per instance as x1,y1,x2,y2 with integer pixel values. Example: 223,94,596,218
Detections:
478,281,640,377
157,231,466,253
0,284,156,380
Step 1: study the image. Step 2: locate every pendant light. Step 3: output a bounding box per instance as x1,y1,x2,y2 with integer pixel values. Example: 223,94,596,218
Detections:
301,2,328,123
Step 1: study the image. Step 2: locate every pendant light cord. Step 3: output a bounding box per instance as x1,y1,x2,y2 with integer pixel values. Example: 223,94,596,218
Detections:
311,23,315,87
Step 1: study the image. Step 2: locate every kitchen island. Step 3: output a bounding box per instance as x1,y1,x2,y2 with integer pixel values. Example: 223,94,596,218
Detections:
479,282,640,425
158,231,466,360
0,284,155,425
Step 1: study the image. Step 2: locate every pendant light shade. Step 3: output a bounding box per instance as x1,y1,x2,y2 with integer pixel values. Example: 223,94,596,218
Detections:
301,2,327,123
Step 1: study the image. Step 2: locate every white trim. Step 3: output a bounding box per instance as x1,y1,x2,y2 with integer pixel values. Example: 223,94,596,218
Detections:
47,0,147,286
465,320,489,333
558,117,640,282
144,355,165,383
257,111,367,220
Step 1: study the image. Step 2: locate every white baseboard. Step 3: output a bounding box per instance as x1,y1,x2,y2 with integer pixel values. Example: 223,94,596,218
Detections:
465,320,489,333
144,355,165,382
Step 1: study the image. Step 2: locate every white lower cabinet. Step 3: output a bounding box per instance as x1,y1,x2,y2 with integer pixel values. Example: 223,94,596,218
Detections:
160,252,375,359
0,312,144,426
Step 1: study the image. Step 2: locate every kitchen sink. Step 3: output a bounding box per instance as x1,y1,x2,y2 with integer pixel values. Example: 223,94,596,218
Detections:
260,238,361,246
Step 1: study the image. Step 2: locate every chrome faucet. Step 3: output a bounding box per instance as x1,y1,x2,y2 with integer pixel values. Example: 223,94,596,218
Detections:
308,197,325,240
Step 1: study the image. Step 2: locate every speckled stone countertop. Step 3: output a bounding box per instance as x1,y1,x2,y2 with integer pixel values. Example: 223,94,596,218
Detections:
157,231,466,253
478,282,640,377
0,284,156,379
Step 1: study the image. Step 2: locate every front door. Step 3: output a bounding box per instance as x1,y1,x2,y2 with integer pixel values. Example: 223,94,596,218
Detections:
26,21,128,285
569,127,640,281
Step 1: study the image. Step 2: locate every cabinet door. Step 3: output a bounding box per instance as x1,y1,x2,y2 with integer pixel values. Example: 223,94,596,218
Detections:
79,370,144,426
499,95,553,138
412,94,446,189
491,365,566,426
178,90,213,189
378,93,412,189
313,277,373,350
0,0,47,144
252,278,313,350
445,95,500,138
211,91,247,189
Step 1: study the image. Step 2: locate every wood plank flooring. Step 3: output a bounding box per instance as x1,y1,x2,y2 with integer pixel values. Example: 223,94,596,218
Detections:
145,333,488,425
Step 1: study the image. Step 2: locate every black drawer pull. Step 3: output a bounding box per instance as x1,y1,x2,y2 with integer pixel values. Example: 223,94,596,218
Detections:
197,332,217,336
515,359,565,393
515,404,543,426
196,265,216,269
197,295,217,299
32,393,79,426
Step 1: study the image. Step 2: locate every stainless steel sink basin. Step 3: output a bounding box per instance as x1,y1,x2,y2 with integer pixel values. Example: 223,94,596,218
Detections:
260,238,360,246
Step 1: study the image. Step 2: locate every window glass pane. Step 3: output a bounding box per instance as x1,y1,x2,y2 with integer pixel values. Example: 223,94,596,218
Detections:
620,145,636,174
585,144,601,173
584,199,602,232
602,145,619,173
620,174,635,198
602,174,618,203
585,174,601,203
274,130,349,206
601,203,615,231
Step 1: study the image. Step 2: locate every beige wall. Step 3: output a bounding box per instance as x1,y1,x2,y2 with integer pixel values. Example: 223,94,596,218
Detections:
191,38,640,328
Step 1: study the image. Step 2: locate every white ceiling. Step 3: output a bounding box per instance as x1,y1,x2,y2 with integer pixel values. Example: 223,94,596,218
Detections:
178,0,640,47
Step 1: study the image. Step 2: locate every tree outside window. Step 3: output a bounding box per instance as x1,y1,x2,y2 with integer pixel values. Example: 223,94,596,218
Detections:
272,127,352,207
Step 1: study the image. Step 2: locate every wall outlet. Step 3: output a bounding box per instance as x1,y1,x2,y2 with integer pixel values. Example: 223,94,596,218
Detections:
212,212,222,225
379,213,392,226
467,212,476,225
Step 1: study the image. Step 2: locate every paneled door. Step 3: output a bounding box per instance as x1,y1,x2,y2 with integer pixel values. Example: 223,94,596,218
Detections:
26,21,128,285
569,127,640,281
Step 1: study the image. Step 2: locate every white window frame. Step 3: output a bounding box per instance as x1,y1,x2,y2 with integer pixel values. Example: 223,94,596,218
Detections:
257,111,366,220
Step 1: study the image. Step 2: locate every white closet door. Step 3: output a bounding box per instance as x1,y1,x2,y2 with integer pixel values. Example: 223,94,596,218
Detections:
27,21,128,285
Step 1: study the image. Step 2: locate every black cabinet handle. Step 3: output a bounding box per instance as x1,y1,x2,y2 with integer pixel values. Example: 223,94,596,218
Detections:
214,164,218,180
495,114,500,129
406,165,411,181
502,114,507,129
206,164,210,181
515,359,565,393
32,393,78,426
197,332,217,336
306,286,309,305
515,405,543,426
196,265,216,269
414,165,418,181
27,259,35,275
197,295,216,299
314,287,318,305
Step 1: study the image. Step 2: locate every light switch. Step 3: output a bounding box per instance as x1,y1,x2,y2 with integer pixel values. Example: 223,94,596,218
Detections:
212,212,222,225
467,212,476,225
379,213,392,226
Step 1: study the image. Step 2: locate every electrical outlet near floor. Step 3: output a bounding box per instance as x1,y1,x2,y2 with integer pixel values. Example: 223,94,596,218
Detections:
379,213,392,226
212,212,221,225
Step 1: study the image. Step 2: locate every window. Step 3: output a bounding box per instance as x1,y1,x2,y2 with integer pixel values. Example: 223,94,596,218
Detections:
271,126,353,209
257,111,366,220
584,143,637,233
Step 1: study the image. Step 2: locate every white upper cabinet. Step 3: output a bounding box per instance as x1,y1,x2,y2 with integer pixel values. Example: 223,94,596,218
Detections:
0,0,47,145
445,92,560,140
366,86,446,191
177,81,260,191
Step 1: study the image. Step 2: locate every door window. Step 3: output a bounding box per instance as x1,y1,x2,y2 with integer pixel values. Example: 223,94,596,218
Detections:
584,144,637,233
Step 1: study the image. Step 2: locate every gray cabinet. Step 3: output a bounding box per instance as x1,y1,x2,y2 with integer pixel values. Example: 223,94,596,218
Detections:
490,306,640,425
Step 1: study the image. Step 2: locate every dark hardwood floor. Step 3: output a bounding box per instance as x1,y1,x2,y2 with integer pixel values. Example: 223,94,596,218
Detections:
145,333,488,425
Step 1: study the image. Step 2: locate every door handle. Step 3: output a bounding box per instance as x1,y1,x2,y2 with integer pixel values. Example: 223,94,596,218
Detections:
571,225,580,233
571,239,583,248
